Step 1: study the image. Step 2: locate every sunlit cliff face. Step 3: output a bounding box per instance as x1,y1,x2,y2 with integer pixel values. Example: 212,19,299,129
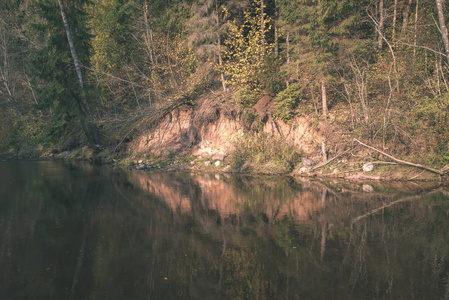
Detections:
131,97,323,158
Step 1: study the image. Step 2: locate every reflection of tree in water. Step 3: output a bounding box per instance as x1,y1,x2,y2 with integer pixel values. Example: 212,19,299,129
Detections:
340,189,449,299
127,171,449,299
220,248,267,300
2,162,449,299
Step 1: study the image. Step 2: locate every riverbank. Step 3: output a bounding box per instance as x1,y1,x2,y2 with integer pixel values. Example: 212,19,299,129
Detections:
20,144,439,182
2,145,446,182
3,92,448,182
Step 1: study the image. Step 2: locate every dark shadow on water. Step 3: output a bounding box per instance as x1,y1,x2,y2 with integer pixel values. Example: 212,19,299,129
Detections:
1,160,448,299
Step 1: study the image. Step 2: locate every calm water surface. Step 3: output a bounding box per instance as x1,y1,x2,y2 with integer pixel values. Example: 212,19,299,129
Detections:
1,160,449,299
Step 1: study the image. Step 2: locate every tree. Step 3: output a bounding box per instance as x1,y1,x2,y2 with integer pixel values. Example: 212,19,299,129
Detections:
187,0,229,92
26,0,99,146
436,0,449,63
58,0,99,145
222,0,274,105
277,0,371,117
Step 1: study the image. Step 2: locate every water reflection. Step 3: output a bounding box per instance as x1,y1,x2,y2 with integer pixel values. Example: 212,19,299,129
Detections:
0,161,448,299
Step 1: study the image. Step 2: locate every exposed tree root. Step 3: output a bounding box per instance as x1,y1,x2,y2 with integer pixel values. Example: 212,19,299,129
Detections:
113,98,189,152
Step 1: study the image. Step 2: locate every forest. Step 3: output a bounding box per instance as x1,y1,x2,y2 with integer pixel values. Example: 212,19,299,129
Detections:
1,0,449,170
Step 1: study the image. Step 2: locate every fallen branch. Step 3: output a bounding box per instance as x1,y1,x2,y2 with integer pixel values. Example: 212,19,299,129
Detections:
354,139,448,176
312,149,351,171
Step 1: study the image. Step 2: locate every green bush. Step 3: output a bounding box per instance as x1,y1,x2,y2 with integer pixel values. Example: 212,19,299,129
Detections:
235,86,260,108
273,83,304,123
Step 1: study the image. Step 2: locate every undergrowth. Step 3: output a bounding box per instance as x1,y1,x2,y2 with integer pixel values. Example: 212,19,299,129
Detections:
230,131,301,173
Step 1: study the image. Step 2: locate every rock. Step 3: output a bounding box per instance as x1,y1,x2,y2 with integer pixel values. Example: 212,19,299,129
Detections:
215,161,221,166
190,161,195,165
138,160,143,164
136,164,146,170
299,167,310,173
362,184,374,192
302,158,315,167
212,153,226,161
204,161,211,167
362,163,374,172
222,165,232,173
166,167,176,172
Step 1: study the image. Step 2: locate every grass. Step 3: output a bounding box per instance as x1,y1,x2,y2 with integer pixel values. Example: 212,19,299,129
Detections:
230,131,301,174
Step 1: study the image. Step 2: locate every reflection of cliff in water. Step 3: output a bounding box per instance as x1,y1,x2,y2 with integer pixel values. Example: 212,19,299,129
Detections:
129,171,442,229
132,172,323,221
127,171,449,299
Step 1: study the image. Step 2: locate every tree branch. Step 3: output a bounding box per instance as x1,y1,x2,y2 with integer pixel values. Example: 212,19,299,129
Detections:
312,149,351,171
354,138,448,175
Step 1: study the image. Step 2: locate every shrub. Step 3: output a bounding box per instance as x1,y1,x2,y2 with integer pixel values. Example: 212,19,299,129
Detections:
230,131,301,173
235,86,261,108
273,83,305,123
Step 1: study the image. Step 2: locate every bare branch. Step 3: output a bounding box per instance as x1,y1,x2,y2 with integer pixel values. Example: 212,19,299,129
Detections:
354,138,448,175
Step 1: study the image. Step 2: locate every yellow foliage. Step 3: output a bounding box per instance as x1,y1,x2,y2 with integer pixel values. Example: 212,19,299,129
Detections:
220,0,274,90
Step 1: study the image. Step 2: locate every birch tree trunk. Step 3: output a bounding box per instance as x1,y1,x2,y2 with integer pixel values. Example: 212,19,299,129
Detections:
215,0,227,92
436,0,449,63
144,2,155,65
321,81,328,117
58,0,99,145
218,39,227,92
378,0,385,49
414,0,419,57
392,0,398,41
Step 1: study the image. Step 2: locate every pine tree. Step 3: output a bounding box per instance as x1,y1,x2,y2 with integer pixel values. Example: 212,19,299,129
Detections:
26,0,99,146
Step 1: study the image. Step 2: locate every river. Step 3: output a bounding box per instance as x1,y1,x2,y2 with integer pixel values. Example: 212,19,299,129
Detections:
0,160,448,299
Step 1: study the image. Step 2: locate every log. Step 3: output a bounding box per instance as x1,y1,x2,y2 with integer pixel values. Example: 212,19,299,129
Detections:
354,139,448,176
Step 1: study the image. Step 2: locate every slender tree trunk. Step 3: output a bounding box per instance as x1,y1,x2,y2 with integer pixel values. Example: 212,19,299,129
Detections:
285,32,290,87
218,41,227,92
414,0,419,57
260,0,266,44
378,0,385,49
436,0,449,63
216,0,227,92
321,80,328,117
144,2,154,65
402,0,413,39
274,0,278,57
58,0,99,145
392,0,398,41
